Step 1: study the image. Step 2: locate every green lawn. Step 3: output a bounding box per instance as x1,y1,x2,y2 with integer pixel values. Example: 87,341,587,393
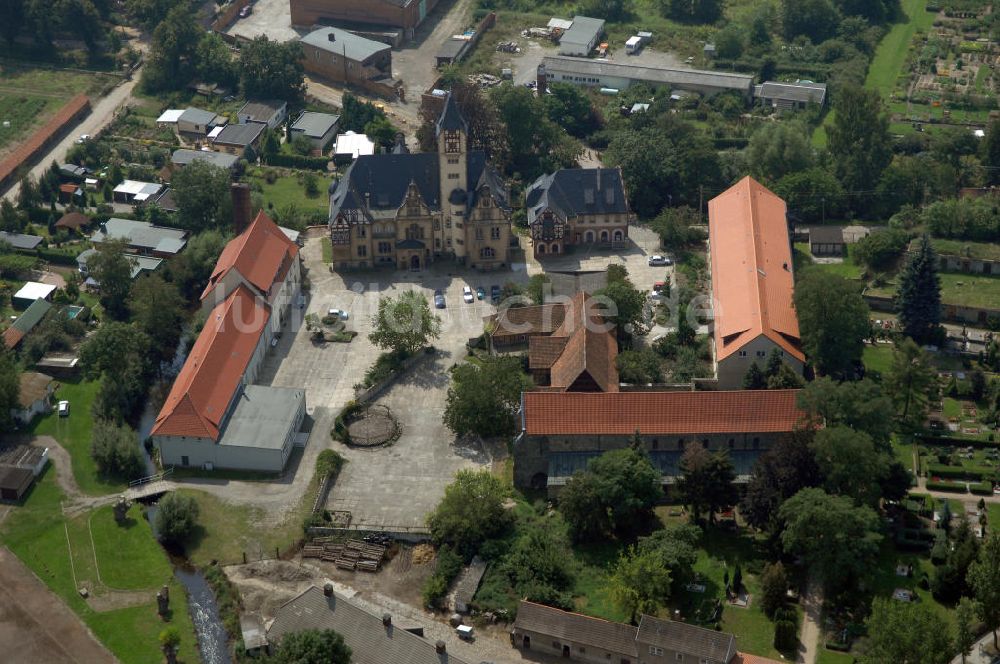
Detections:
817,648,856,664
939,273,1000,308
799,243,865,280
89,503,174,590
250,171,332,215
29,378,125,496
321,236,333,263
1,469,200,664
180,488,309,567
865,0,935,96
863,345,894,375
930,238,1000,262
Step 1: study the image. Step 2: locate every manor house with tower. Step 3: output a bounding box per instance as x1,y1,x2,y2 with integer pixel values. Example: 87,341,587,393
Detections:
326,94,513,270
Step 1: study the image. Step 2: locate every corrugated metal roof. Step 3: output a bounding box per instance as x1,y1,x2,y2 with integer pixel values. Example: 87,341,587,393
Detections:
290,111,340,138
300,26,391,62
542,55,754,92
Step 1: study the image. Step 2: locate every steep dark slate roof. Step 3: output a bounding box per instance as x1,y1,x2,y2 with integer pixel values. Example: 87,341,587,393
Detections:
437,93,468,134
525,167,628,226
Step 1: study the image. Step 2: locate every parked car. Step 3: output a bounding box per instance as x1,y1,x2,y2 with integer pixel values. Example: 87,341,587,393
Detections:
476,286,486,300
238,5,251,17
490,285,501,303
647,255,672,266
463,286,474,303
58,400,70,417
327,308,349,320
434,289,446,309
75,134,90,144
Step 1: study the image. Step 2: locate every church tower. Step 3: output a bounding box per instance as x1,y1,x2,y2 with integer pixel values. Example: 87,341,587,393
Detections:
436,93,469,260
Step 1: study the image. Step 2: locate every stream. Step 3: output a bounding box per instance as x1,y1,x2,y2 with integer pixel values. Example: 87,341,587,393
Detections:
146,504,232,664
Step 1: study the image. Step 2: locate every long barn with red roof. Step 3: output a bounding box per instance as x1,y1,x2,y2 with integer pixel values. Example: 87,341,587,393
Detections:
152,211,305,472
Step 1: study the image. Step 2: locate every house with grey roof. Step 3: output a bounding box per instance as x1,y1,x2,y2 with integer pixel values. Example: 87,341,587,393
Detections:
289,111,340,151
177,107,225,136
512,601,747,664
525,167,630,258
77,247,163,283
213,122,267,157
171,149,240,170
327,93,512,271
112,179,163,204
541,55,754,98
91,218,187,257
237,99,288,129
559,15,605,56
756,81,827,110
268,585,472,664
0,231,43,252
300,27,399,96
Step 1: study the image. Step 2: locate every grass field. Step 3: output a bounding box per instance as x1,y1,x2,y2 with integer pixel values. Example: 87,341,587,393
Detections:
0,65,113,154
868,272,1000,308
179,488,309,567
250,171,332,216
863,344,895,375
321,236,333,263
930,238,1000,262
29,378,124,496
1,470,200,664
817,647,856,664
814,0,934,144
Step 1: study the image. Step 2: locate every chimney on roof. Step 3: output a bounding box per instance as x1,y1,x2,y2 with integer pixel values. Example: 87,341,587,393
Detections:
231,182,251,234
536,64,547,94
435,640,446,654
328,31,336,42
382,613,392,627
323,583,334,597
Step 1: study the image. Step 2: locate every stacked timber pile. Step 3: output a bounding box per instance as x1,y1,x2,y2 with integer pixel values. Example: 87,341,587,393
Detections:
301,537,387,572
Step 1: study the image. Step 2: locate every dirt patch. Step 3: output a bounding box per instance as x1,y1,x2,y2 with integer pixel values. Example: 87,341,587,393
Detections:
0,547,117,664
85,589,151,612
411,543,435,565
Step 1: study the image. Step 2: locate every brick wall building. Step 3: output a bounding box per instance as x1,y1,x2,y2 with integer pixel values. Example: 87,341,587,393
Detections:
290,0,440,39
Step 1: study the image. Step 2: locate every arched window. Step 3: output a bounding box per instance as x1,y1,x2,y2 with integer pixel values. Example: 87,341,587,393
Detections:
551,243,559,254
585,231,594,242
538,243,546,254
613,230,623,242
480,247,495,258
600,230,609,242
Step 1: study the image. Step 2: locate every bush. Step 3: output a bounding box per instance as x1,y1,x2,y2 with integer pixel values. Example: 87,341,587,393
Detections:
90,419,146,481
927,464,985,481
316,449,345,479
773,607,798,651
926,480,968,493
203,564,241,639
970,482,993,495
154,492,200,545
361,349,410,389
421,545,463,608
263,153,329,170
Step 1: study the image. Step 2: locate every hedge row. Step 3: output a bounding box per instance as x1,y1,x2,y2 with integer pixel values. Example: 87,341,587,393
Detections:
263,153,329,170
927,464,985,481
970,482,994,496
36,246,80,266
926,480,968,493
917,434,999,448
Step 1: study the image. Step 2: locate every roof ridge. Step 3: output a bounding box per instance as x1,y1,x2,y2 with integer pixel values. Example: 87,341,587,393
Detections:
745,177,771,342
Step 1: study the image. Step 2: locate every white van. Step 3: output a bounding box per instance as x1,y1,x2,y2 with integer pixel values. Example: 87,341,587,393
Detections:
625,36,642,54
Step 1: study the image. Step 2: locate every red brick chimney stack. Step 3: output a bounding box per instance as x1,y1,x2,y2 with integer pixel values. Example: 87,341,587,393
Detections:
231,182,251,235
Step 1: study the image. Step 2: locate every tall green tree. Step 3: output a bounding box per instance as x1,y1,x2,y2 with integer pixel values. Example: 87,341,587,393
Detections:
968,532,1000,650
79,322,153,421
746,121,815,183
129,275,184,372
675,445,738,524
172,161,233,233
779,488,882,593
982,117,1000,186
559,447,662,540
741,434,822,533
897,234,942,345
268,629,351,664
142,4,199,91
426,470,511,557
659,0,723,23
884,338,937,434
794,270,870,377
239,36,305,105
827,85,892,203
166,229,229,303
637,524,701,589
489,84,580,180
797,378,893,447
194,32,238,89
90,419,145,480
88,238,136,321
608,546,672,623
810,426,887,506
0,350,20,432
860,597,953,664
500,521,577,608
443,356,531,437
759,562,789,618
597,273,649,337
956,597,978,664
368,291,441,356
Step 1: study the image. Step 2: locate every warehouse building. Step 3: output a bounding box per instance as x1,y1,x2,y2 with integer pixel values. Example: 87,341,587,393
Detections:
540,55,754,98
